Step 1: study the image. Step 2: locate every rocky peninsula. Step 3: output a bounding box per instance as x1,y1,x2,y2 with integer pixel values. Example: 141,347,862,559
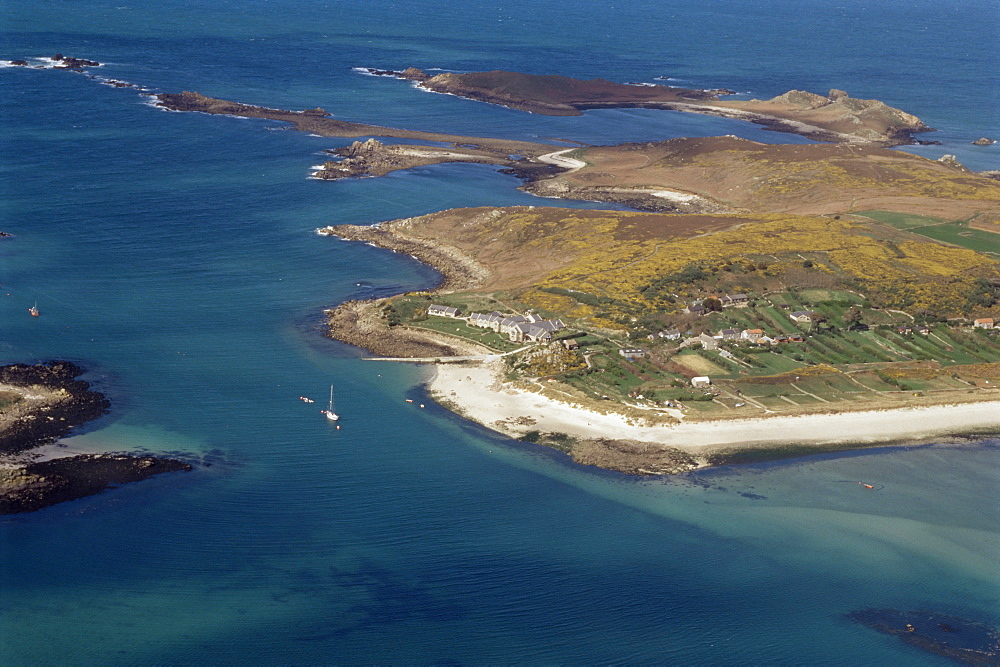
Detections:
0,361,191,514
365,68,932,146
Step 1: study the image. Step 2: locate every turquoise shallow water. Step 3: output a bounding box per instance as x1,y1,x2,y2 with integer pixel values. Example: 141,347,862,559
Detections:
1,1,998,663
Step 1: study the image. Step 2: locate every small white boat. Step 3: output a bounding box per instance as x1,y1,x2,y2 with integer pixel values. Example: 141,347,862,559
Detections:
323,385,339,421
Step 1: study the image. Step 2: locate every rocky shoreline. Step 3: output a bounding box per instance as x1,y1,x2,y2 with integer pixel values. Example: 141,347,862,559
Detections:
318,222,489,291
325,300,471,358
0,361,192,514
319,222,492,359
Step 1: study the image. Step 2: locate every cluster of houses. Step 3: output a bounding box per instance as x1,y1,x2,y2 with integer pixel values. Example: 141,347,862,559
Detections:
896,324,931,335
716,328,806,344
683,293,749,315
426,304,566,343
690,329,804,352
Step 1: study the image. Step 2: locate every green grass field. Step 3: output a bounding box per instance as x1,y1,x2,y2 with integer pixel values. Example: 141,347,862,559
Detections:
854,210,999,254
413,317,520,352
913,224,999,255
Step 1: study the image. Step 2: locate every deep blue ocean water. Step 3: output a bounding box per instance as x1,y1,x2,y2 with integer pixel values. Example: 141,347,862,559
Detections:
1,1,998,663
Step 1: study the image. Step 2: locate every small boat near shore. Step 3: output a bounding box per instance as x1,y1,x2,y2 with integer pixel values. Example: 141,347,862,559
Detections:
323,385,339,421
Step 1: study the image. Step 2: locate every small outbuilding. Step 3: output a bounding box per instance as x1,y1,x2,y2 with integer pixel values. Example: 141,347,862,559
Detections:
790,310,819,323
427,304,460,318
691,376,711,388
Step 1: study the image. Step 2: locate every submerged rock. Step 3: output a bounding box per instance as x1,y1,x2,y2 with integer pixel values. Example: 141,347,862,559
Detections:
848,608,1000,665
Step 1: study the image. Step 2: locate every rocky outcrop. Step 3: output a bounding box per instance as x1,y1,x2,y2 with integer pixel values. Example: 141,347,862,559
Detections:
741,88,931,145
324,300,465,358
0,453,192,515
566,437,699,475
937,154,970,171
0,361,111,455
400,67,430,81
51,54,101,69
768,89,833,109
973,137,995,146
312,138,524,181
359,67,430,81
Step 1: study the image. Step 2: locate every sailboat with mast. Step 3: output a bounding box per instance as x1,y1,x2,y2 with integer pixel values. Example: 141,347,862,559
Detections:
323,385,339,421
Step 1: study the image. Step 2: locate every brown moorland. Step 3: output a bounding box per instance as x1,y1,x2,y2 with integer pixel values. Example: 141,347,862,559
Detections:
527,136,1000,218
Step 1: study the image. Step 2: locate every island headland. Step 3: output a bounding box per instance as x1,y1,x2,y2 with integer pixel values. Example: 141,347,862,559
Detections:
0,362,192,514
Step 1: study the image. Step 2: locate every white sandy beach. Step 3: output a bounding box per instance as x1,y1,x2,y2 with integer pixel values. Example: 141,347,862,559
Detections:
427,360,1000,452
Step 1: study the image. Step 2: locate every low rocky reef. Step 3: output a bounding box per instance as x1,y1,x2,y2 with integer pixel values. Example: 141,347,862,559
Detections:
0,361,192,515
8,54,101,69
312,137,520,181
1,454,192,515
